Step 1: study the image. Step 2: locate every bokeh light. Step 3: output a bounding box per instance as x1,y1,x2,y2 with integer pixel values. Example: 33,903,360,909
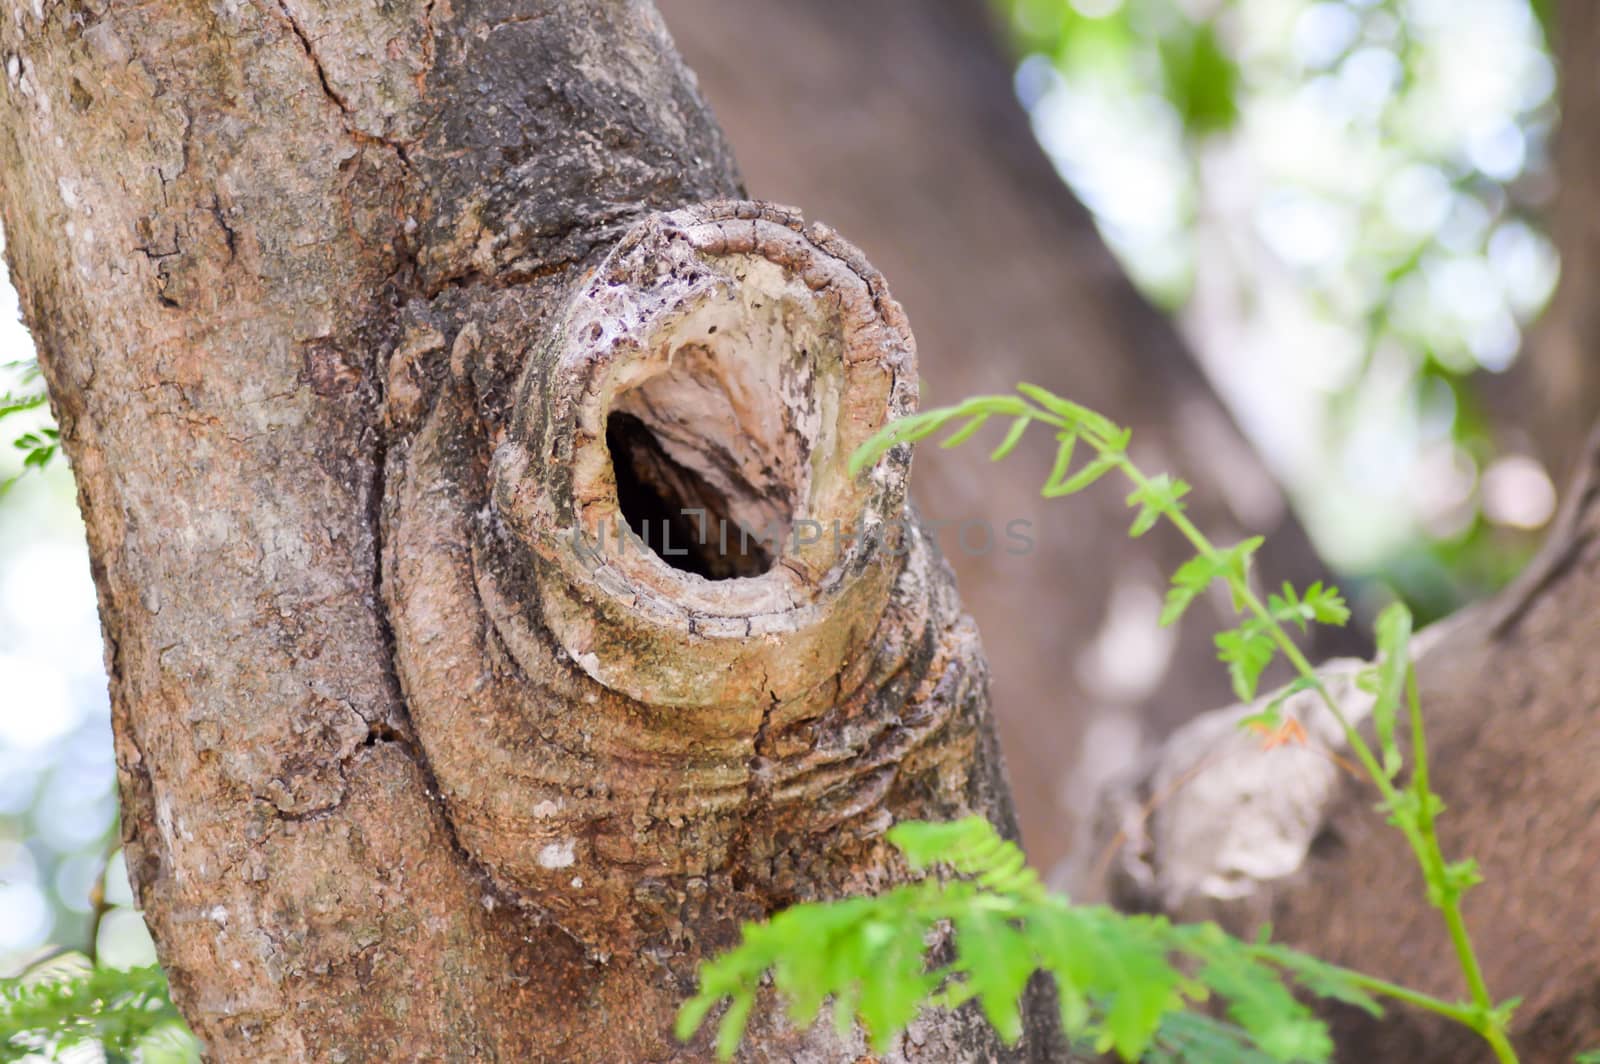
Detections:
1005,0,1559,587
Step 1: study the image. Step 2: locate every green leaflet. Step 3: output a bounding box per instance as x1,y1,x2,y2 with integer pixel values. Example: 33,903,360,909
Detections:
941,412,990,449
678,817,1377,1063
1160,538,1267,628
1015,382,1123,440
1215,626,1276,702
1266,582,1351,632
847,385,1129,482
1146,1011,1282,1064
952,911,1033,1043
1125,474,1191,537
0,391,49,420
1370,602,1414,779
990,416,1033,461
0,962,192,1063
1045,450,1118,498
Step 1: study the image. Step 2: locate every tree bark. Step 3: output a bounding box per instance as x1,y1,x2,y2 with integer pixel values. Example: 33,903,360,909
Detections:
0,3,1055,1059
659,0,1359,880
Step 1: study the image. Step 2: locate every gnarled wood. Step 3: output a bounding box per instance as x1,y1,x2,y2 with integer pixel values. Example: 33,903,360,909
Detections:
388,200,1019,986
0,2,1056,1059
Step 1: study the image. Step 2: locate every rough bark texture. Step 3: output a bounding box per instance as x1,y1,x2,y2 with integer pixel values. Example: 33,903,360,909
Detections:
659,0,1359,881
1097,432,1600,1060
0,3,1057,1059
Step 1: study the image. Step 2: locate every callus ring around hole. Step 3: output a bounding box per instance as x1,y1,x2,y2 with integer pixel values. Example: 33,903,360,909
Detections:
492,202,921,711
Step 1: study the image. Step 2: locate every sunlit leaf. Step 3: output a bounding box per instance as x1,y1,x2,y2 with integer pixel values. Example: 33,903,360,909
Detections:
1215,626,1276,702
1372,602,1414,778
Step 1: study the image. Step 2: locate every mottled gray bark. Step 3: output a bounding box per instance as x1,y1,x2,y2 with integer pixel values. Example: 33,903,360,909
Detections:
660,0,1359,879
0,2,1056,1059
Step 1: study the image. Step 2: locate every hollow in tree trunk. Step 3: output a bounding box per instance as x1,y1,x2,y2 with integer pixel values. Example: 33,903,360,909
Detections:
0,3,1058,1059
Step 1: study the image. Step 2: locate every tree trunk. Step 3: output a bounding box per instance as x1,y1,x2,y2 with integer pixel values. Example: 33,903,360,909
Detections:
0,3,1055,1059
1522,0,1600,480
659,0,1359,880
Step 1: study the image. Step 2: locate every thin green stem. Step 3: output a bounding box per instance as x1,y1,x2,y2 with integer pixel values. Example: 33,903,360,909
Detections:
1114,456,1387,778
1403,667,1515,1061
1322,967,1475,1026
887,396,1521,1060
1105,446,1518,1064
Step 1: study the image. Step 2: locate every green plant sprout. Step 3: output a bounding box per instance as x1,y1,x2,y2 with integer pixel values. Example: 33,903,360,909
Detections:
679,384,1522,1062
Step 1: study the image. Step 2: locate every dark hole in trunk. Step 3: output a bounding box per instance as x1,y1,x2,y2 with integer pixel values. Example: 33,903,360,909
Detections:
606,412,773,580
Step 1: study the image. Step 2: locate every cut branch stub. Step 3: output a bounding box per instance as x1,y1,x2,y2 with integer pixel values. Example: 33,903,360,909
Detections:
387,201,1031,1053
389,201,1004,932
493,202,918,713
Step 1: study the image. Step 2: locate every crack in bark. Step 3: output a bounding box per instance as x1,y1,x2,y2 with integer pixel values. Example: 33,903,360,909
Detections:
273,1,347,118
270,0,413,168
722,688,781,893
486,11,552,34
207,195,237,261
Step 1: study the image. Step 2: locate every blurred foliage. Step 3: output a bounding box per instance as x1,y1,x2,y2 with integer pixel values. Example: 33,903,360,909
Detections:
0,361,55,498
996,0,1559,613
681,818,1384,1061
0,959,193,1063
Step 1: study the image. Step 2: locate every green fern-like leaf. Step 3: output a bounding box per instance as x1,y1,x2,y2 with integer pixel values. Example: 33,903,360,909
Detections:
1125,475,1191,538
0,961,192,1063
1145,1011,1284,1064
679,817,1367,1063
1369,602,1414,779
